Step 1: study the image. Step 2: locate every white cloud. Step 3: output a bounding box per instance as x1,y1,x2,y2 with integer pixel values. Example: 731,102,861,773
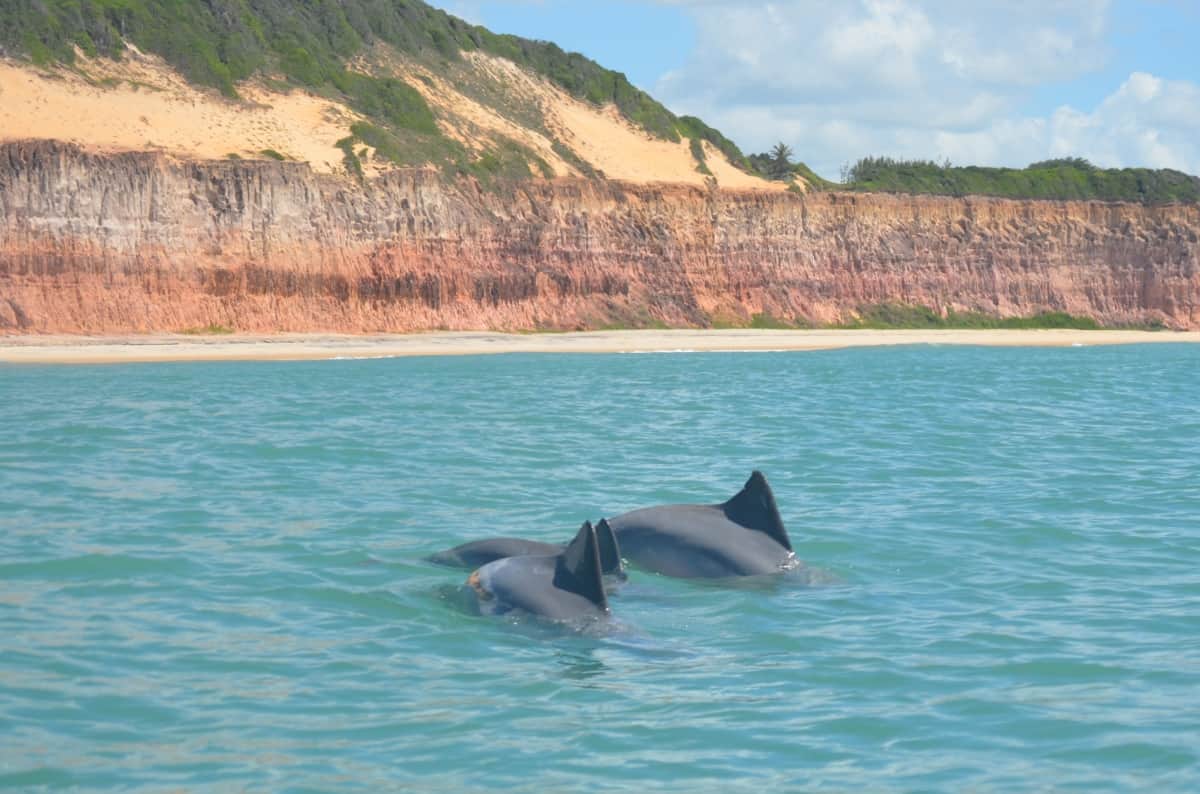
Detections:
1044,72,1200,170
648,0,1200,178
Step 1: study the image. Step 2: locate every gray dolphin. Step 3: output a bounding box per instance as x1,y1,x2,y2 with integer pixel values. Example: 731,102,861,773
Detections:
430,519,626,582
606,471,795,578
464,521,609,621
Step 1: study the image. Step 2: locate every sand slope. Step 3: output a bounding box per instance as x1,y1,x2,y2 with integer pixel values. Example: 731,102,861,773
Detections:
0,55,357,173
0,48,777,189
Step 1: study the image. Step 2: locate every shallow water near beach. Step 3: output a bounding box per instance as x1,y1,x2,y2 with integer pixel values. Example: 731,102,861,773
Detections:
2,344,1198,791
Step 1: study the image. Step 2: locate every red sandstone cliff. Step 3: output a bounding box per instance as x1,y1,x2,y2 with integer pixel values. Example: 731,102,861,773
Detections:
1,140,1197,333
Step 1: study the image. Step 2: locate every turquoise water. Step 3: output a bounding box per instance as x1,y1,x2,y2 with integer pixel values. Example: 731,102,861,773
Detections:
2,344,1198,792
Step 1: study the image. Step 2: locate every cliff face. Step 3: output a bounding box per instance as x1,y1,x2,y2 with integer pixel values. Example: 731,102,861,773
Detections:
2,140,1198,333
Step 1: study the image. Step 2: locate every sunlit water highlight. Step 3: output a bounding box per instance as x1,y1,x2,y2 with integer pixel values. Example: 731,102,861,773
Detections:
2,344,1198,791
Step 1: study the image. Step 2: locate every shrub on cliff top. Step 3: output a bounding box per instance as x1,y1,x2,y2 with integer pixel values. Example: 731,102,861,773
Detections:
840,156,1200,205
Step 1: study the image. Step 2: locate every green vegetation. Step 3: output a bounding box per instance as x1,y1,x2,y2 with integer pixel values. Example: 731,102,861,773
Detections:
748,147,836,190
551,141,600,180
19,0,1189,202
689,138,712,177
700,303,1154,331
0,1,730,150
836,303,1104,330
593,319,671,332
749,148,1197,202
530,154,555,180
456,138,535,186
748,312,800,329
335,136,364,181
259,148,286,161
762,143,795,180
839,156,1200,205
340,121,541,187
331,72,438,135
791,161,837,190
482,34,679,141
347,121,460,169
179,323,235,335
675,115,753,171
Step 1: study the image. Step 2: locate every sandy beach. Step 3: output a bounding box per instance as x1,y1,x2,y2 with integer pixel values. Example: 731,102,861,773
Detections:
2,329,1197,364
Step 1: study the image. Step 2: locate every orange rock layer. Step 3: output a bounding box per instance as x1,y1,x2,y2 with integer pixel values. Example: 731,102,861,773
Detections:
2,140,1198,333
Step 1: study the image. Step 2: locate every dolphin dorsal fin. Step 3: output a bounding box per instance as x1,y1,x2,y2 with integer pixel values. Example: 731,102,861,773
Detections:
554,522,609,612
594,518,626,580
721,470,793,551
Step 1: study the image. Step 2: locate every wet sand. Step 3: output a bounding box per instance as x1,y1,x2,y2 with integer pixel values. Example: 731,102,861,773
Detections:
2,329,1197,364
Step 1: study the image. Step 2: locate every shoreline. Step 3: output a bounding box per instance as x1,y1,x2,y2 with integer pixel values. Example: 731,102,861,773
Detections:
2,329,1199,364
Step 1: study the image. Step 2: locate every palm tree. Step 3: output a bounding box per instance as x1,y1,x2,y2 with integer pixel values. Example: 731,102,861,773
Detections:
768,142,794,180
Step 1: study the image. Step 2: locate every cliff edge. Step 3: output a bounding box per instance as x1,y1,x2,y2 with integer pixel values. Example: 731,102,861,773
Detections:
2,140,1196,333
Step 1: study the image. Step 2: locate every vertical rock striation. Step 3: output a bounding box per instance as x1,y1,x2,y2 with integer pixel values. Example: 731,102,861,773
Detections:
2,140,1197,333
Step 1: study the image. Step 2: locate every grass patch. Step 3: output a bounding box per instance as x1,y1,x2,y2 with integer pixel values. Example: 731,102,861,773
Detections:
707,311,808,329
179,323,234,335
676,115,753,174
126,79,164,92
259,148,286,161
792,162,836,190
348,122,462,169
588,302,672,331
551,141,599,179
531,154,555,179
332,72,439,135
458,140,534,185
689,138,713,177
341,122,541,189
835,303,1105,330
749,312,797,329
594,319,671,331
335,136,363,180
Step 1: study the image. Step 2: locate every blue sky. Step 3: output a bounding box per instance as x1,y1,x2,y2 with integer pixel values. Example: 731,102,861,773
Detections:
442,1,1199,179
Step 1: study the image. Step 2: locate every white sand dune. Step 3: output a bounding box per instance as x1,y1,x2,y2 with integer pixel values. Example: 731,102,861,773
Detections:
0,56,356,172
0,49,779,189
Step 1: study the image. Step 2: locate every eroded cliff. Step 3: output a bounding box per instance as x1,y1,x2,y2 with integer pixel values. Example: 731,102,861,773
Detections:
2,140,1198,333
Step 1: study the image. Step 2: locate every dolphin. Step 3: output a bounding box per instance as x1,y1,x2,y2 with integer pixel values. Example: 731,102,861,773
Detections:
605,471,795,578
464,521,610,621
430,519,626,582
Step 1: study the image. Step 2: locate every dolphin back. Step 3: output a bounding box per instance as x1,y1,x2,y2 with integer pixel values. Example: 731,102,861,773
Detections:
720,470,793,551
428,537,561,569
553,522,609,613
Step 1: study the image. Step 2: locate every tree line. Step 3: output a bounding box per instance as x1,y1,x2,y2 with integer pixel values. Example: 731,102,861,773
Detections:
750,145,1199,204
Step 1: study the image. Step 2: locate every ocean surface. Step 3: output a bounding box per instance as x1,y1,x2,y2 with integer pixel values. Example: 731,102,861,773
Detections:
1,344,1198,792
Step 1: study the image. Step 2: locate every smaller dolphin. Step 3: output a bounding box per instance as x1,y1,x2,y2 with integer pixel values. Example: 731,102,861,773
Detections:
430,519,626,582
464,521,610,621
606,471,796,579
